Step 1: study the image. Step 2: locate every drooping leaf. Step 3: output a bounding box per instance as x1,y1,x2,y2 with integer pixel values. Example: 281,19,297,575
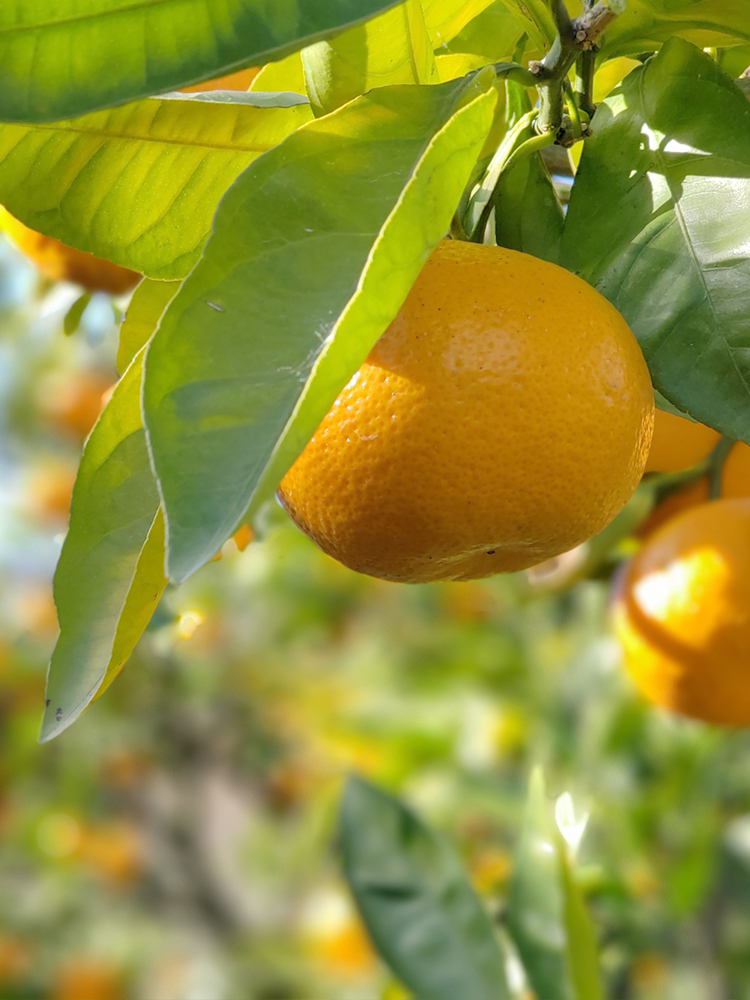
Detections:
506,770,602,1000
562,38,750,442
602,0,750,58
142,73,497,582
117,279,180,375
0,0,401,122
0,94,311,281
340,776,510,1000
302,0,437,117
40,350,166,743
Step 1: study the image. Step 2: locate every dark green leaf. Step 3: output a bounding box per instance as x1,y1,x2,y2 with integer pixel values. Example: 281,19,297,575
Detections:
562,39,750,442
0,0,400,122
0,94,311,280
142,74,497,582
340,776,509,1000
40,350,166,742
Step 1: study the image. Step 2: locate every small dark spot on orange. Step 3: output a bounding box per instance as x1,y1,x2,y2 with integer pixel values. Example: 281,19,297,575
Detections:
486,550,496,555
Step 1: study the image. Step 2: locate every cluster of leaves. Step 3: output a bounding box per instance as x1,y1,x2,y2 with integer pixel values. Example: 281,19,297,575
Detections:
1,5,749,753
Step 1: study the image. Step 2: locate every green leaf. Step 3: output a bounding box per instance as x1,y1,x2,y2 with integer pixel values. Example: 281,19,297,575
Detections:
494,0,555,50
603,1,750,57
117,279,180,375
0,94,311,281
492,86,563,262
446,2,543,63
302,0,437,117
0,0,401,122
506,770,602,1000
421,0,499,47
340,776,510,1000
249,52,306,95
63,293,91,337
143,73,497,582
562,38,750,442
40,350,166,743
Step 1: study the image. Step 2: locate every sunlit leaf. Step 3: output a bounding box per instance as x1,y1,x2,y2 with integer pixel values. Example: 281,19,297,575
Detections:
340,776,510,1000
302,0,437,116
0,0,400,122
562,39,750,443
40,350,166,743
603,0,750,57
250,53,307,95
0,94,311,281
143,73,497,582
421,0,498,47
117,280,180,375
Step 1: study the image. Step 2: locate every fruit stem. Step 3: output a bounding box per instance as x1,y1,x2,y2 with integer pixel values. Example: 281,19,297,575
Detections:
531,0,624,135
468,115,554,242
574,48,598,119
707,437,735,499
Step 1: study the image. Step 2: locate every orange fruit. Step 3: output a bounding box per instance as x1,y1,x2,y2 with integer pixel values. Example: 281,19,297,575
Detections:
613,498,750,724
0,207,138,294
51,960,123,1000
638,441,750,538
644,409,720,473
279,240,653,582
181,67,259,92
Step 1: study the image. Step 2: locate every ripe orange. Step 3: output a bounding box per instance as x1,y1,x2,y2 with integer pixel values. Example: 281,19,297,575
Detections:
279,239,653,582
0,207,138,294
644,409,720,473
181,67,259,91
613,498,750,724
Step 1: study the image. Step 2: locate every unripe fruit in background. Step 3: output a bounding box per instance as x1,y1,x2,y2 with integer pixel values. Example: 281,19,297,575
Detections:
614,498,750,725
279,240,654,583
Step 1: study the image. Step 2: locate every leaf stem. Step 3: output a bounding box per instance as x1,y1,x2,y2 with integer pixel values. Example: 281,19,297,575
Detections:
707,437,735,500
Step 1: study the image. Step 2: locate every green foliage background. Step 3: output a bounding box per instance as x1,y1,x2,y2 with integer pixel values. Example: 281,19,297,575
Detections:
2,248,750,999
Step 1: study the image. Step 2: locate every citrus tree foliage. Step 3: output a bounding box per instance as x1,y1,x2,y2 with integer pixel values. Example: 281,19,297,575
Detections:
2,0,748,804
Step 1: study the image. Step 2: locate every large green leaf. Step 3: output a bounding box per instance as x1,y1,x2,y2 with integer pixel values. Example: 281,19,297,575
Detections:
340,776,509,1000
302,0,437,116
0,0,401,122
143,73,497,582
0,93,311,281
40,350,166,743
602,0,750,57
506,770,602,1000
117,279,181,375
562,38,750,442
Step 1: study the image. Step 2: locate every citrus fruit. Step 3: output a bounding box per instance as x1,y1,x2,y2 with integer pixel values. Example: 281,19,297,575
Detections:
644,409,720,473
0,207,139,294
278,239,654,583
181,66,259,91
613,498,750,725
637,440,750,538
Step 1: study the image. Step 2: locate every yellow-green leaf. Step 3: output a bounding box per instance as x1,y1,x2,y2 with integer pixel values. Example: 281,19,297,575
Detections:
40,350,166,743
117,279,180,375
302,0,438,116
0,94,311,281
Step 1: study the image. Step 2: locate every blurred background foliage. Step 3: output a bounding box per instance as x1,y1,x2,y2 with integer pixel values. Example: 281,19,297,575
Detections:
3,240,750,1000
